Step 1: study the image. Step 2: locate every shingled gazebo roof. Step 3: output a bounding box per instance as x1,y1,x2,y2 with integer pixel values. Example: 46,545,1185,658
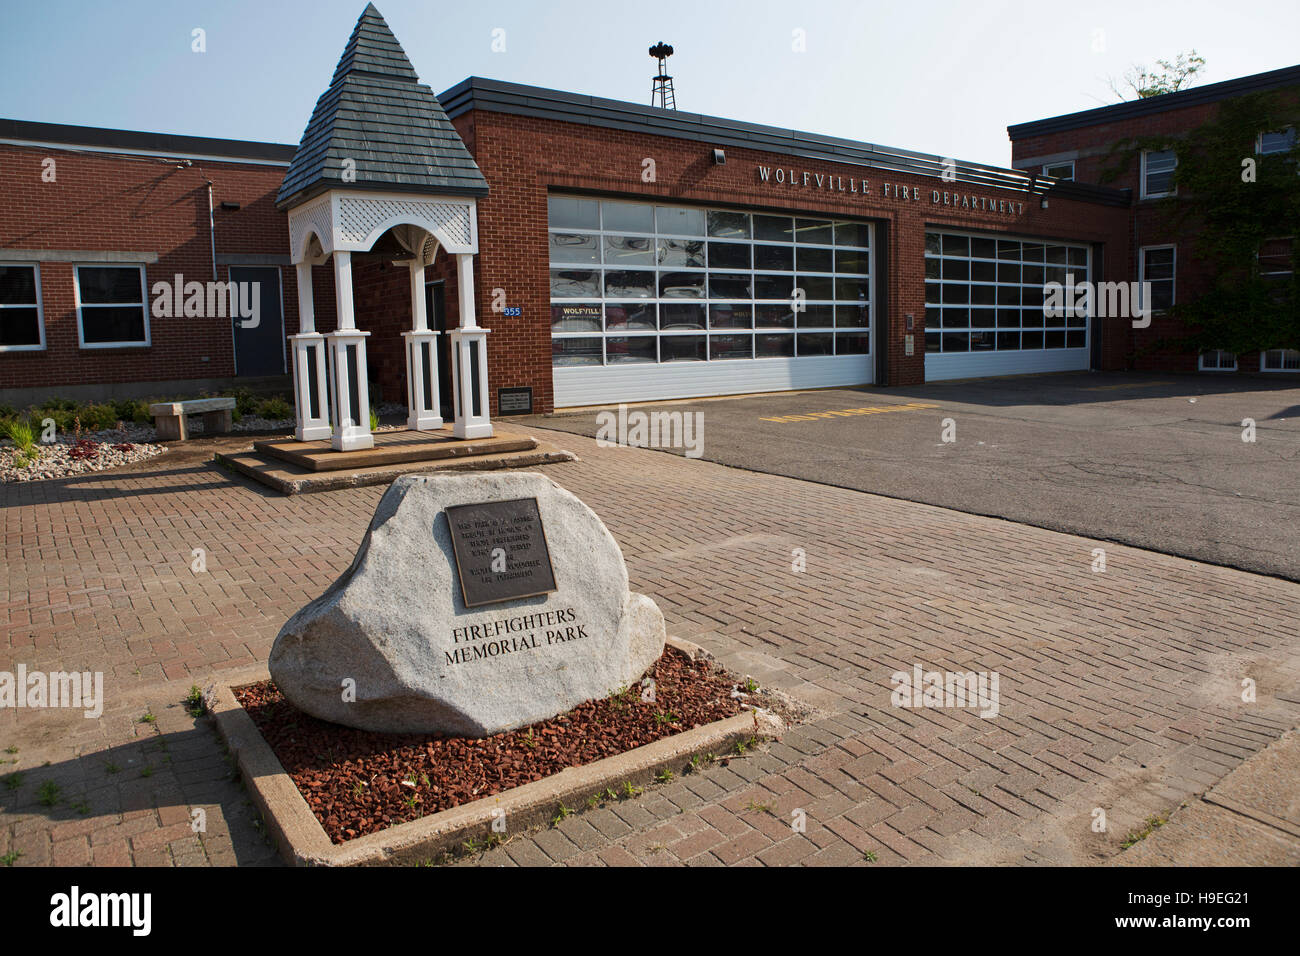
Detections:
277,3,489,209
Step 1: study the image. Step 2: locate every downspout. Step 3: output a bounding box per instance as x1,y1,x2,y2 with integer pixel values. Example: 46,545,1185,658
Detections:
207,180,216,281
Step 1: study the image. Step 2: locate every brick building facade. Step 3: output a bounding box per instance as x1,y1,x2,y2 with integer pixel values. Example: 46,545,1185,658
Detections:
1,22,1295,417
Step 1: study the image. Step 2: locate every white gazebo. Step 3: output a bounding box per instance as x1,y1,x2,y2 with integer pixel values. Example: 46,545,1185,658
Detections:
276,3,493,452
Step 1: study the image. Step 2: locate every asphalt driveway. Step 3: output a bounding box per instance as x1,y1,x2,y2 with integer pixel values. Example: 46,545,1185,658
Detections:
517,372,1300,581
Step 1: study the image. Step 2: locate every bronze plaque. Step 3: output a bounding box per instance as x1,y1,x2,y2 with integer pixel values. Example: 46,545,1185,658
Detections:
444,497,557,608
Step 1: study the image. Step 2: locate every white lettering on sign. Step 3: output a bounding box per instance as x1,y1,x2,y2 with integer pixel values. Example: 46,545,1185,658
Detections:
756,165,1026,216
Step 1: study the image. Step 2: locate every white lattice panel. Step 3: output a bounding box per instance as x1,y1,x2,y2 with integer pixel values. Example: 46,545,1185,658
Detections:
336,197,473,250
288,197,334,262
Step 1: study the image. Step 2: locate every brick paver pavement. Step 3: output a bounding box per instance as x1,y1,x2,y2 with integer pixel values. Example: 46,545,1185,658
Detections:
2,427,1297,866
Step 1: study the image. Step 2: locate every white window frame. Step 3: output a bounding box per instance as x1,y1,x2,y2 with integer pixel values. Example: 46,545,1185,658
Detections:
1138,244,1177,314
0,261,45,352
75,263,150,349
1257,127,1297,155
1042,161,1075,181
1260,349,1300,372
1141,149,1178,199
1198,349,1237,371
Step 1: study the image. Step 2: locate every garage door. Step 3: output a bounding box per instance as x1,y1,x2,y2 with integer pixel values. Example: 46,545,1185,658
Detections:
548,196,874,407
924,231,1091,381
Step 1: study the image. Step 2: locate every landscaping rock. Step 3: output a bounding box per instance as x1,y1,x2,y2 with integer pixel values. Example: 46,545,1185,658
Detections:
268,472,667,736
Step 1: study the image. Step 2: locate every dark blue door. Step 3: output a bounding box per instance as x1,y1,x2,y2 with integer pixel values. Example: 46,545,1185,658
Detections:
230,266,285,376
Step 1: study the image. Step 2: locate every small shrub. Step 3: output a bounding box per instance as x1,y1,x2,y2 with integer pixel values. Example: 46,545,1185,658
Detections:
81,403,120,431
369,407,379,431
232,387,259,417
255,397,292,420
3,417,37,454
68,439,100,461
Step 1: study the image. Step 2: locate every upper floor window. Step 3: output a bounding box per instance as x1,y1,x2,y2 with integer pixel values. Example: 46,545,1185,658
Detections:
1258,127,1297,155
76,265,149,348
0,263,44,351
1042,161,1074,182
1141,149,1178,198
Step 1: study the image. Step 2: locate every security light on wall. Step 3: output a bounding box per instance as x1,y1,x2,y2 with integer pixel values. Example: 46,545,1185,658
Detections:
712,148,725,165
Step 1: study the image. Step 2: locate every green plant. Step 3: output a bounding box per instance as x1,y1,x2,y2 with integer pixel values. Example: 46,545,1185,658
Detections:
2,772,22,790
72,800,91,816
184,685,205,717
744,799,773,815
551,804,573,827
139,710,156,724
1,851,21,866
521,728,537,750
743,677,759,694
654,710,678,726
255,396,292,420
37,780,61,807
655,768,674,783
619,780,642,799
369,407,380,431
1121,813,1170,850
104,761,120,774
3,417,37,456
140,766,153,778
864,851,878,863
232,387,259,417
3,745,16,754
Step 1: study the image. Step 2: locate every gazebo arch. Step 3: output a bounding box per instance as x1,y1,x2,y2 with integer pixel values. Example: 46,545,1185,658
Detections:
276,3,492,451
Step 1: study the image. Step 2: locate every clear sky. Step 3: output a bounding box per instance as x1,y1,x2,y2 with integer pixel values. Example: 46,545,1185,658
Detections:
1,0,1295,168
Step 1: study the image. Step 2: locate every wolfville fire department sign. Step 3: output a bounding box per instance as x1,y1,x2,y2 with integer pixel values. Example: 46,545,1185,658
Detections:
757,165,1027,215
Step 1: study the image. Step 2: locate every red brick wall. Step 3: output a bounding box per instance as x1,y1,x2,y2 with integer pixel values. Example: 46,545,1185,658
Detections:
457,108,1130,412
0,142,294,392
1011,88,1300,374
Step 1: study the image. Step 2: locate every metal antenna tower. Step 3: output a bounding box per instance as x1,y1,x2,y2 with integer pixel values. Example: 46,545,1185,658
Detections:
649,42,676,110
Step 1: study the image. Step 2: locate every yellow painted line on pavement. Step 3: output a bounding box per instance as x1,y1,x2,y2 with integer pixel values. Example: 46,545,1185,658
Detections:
1083,381,1176,391
759,402,941,424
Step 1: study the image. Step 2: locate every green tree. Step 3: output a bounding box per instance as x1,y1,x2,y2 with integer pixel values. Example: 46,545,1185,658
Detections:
1110,51,1207,101
1103,91,1300,357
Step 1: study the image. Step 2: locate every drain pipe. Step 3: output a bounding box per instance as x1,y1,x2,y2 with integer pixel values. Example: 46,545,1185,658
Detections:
207,180,216,281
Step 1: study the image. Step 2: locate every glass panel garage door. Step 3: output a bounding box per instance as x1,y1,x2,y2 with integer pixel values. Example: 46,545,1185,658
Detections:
924,231,1091,381
548,195,873,406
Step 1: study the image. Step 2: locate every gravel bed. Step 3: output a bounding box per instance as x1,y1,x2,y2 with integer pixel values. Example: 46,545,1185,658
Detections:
235,647,744,844
1,431,167,482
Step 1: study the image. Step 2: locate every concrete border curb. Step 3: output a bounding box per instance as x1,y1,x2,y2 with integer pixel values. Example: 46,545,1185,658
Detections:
204,642,783,866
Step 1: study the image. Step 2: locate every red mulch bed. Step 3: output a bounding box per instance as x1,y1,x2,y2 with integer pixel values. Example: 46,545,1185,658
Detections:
234,647,742,844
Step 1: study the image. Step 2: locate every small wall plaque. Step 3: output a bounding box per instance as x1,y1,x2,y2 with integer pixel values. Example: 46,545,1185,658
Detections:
498,386,533,415
445,497,557,608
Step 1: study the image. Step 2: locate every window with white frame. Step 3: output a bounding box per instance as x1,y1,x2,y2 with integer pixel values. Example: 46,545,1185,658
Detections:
1199,349,1237,371
1139,246,1176,312
547,196,870,367
1261,349,1300,371
1141,149,1178,198
0,263,44,350
1042,161,1075,182
76,265,148,347
1258,127,1297,155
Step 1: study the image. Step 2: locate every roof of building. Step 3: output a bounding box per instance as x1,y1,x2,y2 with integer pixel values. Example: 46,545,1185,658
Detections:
1007,63,1300,140
0,117,296,164
276,3,489,209
439,76,1129,206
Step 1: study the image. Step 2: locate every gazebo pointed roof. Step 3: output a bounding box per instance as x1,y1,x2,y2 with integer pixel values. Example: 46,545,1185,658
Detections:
277,3,488,209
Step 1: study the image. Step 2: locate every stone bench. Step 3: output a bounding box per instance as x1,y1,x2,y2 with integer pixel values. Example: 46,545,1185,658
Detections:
149,397,236,441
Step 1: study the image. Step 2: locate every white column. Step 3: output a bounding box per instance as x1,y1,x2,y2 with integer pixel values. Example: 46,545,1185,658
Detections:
290,261,330,441
403,259,443,431
450,252,492,439
326,251,374,451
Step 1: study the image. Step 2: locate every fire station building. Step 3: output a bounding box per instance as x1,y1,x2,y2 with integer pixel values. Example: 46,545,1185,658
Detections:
1,4,1295,424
